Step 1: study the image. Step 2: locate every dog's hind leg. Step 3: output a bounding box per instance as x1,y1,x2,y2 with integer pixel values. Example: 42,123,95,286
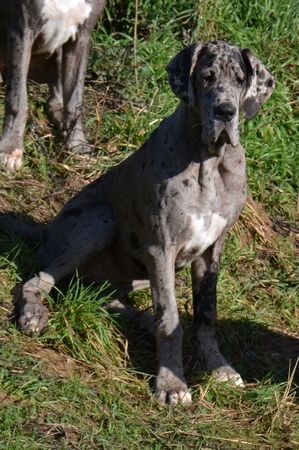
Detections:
60,29,91,153
103,280,155,336
47,50,64,131
60,0,105,153
14,204,117,334
191,238,245,387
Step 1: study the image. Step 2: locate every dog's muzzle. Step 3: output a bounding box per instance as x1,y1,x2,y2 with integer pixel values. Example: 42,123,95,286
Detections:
202,102,240,148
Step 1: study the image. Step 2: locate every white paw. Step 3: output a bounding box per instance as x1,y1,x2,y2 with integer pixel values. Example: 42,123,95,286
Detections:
0,148,23,172
22,314,42,334
213,365,245,388
17,302,49,335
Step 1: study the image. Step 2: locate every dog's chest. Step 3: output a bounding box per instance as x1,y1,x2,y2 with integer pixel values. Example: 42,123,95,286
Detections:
176,212,227,268
37,0,92,54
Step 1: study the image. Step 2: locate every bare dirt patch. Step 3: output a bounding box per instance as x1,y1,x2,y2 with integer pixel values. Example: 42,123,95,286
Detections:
21,343,94,382
0,389,18,406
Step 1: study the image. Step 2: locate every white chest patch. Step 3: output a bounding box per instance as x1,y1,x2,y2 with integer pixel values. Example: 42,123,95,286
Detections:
38,0,92,54
183,212,227,256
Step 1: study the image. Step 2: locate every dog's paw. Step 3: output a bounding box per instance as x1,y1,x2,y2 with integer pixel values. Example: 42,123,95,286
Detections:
0,148,23,172
15,296,49,335
156,368,192,406
213,365,245,388
65,130,91,155
157,388,192,406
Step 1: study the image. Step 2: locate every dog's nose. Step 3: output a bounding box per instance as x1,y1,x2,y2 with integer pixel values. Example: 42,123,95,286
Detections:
214,103,236,122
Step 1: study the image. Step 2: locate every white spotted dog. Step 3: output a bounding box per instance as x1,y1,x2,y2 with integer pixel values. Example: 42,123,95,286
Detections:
0,0,106,171
0,41,275,405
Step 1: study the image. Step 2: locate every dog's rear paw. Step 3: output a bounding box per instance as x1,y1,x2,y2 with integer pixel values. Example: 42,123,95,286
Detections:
156,368,192,406
15,296,49,334
0,148,23,172
213,365,245,388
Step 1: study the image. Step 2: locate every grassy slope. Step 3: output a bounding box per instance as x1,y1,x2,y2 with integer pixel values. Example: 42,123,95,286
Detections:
0,0,298,448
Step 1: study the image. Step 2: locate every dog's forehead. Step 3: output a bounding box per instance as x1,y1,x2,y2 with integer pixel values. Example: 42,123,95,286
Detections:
200,41,243,70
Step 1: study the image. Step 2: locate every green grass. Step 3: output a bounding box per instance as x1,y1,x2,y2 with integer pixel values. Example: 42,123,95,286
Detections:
0,0,298,449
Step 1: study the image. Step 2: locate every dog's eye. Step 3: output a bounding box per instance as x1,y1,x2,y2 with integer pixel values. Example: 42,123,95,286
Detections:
236,76,245,86
202,73,215,84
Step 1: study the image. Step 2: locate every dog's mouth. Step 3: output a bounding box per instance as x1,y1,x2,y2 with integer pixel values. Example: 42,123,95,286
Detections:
215,128,231,146
212,120,239,148
202,118,240,149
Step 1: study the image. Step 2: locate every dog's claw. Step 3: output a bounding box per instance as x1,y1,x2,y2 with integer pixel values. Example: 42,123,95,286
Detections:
157,389,192,406
213,365,245,388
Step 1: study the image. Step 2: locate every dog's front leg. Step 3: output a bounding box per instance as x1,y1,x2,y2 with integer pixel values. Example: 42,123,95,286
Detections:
192,238,245,387
147,245,191,406
0,23,34,171
60,29,91,154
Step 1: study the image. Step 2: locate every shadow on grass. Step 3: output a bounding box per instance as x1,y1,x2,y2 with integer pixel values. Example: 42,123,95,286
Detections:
113,312,299,395
216,318,298,386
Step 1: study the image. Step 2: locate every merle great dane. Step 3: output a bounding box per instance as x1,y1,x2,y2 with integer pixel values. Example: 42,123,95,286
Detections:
2,41,275,405
0,0,106,172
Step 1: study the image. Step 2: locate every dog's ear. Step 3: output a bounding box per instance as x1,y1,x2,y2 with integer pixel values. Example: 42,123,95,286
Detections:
166,42,204,104
241,49,275,119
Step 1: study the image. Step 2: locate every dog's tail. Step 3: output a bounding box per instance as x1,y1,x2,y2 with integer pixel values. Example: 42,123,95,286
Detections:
0,214,46,242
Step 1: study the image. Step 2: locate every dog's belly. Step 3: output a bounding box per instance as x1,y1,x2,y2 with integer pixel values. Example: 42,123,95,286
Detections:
176,212,227,268
37,0,92,54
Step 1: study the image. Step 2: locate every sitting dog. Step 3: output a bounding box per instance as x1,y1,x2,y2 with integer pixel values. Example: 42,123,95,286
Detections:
2,41,274,405
0,0,106,171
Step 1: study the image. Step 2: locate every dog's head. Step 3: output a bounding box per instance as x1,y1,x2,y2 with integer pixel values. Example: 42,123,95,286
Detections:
166,40,275,147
